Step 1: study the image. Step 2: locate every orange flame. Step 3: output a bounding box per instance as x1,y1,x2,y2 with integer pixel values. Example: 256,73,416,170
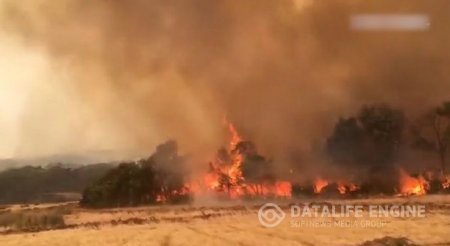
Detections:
275,181,292,197
337,181,360,194
223,117,242,151
194,118,291,199
348,183,360,192
204,172,220,190
443,175,450,189
337,182,346,194
398,168,429,196
314,178,329,193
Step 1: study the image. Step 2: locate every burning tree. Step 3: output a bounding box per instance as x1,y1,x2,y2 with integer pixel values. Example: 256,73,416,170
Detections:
202,120,291,198
80,104,450,208
80,140,189,208
238,141,276,195
149,141,188,202
326,104,405,194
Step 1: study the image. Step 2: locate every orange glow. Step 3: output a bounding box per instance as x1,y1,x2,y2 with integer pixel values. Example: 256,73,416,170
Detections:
192,118,292,199
204,172,220,190
337,182,346,194
443,175,450,189
398,168,429,196
275,181,292,197
337,181,360,194
348,183,359,192
314,178,329,193
223,117,242,151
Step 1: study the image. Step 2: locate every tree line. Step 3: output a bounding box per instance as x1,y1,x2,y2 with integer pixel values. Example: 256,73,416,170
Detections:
327,101,450,174
0,163,113,204
1,101,448,206
82,101,450,206
325,101,450,194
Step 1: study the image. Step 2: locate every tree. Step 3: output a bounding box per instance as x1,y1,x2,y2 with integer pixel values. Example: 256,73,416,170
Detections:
0,164,113,205
357,104,405,166
80,140,190,208
326,104,405,194
412,101,450,174
234,141,275,195
80,162,144,207
241,154,274,195
150,140,188,202
327,104,405,167
326,117,364,165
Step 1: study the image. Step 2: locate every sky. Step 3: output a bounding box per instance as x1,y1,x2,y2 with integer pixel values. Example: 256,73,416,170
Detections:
0,34,46,158
0,0,448,165
0,32,128,159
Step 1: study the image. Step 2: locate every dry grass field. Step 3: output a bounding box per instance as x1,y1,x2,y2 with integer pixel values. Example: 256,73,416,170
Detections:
0,195,449,246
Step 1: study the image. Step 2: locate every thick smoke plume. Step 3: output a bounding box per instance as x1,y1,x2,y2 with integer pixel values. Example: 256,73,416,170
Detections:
0,1,449,173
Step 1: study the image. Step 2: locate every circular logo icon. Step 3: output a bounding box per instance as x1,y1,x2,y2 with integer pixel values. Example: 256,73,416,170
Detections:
258,203,286,228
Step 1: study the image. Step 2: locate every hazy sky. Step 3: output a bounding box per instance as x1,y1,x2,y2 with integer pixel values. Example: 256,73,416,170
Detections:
0,32,129,159
0,34,45,158
0,0,448,163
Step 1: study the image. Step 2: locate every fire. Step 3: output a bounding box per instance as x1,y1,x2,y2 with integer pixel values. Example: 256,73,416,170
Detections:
313,178,360,194
204,171,220,190
182,120,449,200
337,183,346,194
275,181,292,197
314,178,329,193
196,119,291,199
228,152,244,185
222,116,245,187
337,181,359,194
443,175,450,189
223,117,242,151
398,168,429,196
348,183,359,192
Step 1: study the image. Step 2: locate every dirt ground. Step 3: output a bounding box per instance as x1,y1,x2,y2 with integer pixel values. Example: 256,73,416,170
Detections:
0,195,449,246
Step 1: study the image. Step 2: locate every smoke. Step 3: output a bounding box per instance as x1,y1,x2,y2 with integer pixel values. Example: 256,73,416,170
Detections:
0,0,449,168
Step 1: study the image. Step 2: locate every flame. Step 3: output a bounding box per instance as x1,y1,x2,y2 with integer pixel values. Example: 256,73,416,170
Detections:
193,118,291,199
337,182,346,194
159,116,450,201
443,175,450,189
201,119,243,195
228,152,244,184
204,172,220,190
314,178,329,193
398,168,429,196
337,181,360,194
223,117,242,151
223,117,245,187
275,181,292,197
348,183,360,192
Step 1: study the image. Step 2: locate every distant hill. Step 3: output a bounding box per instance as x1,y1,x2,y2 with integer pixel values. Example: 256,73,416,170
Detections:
0,150,143,171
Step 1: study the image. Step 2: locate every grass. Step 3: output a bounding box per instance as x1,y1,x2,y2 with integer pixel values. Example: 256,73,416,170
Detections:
0,207,69,232
0,196,449,245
